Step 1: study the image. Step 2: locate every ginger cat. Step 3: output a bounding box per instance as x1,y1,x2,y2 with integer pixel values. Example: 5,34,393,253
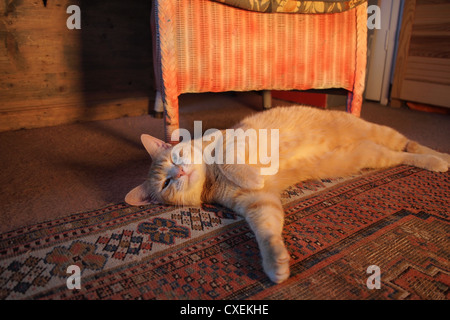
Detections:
125,106,449,283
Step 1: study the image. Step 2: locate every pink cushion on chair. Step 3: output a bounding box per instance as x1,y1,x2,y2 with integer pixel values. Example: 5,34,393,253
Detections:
212,0,367,14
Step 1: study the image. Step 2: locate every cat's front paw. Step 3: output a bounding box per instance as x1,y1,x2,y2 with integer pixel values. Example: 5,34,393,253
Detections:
241,175,264,190
262,238,290,284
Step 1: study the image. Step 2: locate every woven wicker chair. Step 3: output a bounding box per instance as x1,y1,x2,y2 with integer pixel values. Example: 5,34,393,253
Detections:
152,0,368,143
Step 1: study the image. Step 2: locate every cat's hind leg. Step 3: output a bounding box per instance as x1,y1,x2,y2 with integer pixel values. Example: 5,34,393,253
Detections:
233,191,290,284
367,122,449,167
367,123,422,156
349,140,448,172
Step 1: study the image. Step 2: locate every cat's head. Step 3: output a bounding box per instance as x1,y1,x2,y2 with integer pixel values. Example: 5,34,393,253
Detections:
125,134,206,206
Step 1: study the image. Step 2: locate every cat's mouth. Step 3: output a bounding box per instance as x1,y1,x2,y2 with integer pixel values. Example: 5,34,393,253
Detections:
184,166,202,186
183,167,195,182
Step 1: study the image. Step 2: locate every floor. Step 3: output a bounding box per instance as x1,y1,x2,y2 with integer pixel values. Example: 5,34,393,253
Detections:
0,92,449,233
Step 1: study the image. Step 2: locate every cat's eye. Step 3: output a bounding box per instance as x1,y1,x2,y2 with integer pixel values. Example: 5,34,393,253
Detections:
162,178,171,190
171,147,184,165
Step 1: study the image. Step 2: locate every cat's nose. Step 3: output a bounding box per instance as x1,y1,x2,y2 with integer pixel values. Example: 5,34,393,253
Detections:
174,166,186,179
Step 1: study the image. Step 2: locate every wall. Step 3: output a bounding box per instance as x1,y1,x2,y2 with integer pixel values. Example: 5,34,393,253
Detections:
0,0,155,132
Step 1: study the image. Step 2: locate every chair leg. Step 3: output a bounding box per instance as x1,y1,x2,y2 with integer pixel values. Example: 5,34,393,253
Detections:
262,90,272,109
153,91,164,119
163,95,180,145
346,92,353,114
347,2,367,118
347,91,362,117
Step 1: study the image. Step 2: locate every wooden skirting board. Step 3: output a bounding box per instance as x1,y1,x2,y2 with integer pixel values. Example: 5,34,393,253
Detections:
0,97,150,132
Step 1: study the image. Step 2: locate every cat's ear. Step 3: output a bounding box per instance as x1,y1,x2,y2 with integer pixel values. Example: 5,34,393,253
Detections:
141,134,172,159
125,181,155,206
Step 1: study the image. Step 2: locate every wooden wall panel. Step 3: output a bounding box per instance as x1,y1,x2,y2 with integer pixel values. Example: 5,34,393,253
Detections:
0,0,154,131
405,57,450,86
391,0,450,108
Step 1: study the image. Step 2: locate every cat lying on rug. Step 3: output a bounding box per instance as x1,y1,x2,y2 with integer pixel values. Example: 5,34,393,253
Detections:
125,106,449,284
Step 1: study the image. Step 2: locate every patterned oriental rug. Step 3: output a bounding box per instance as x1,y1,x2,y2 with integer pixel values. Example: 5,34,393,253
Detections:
0,165,449,300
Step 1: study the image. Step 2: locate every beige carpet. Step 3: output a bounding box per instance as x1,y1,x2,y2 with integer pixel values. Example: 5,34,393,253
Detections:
0,92,449,233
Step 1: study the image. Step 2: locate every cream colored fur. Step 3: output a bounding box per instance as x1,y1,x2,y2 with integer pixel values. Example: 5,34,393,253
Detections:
126,106,449,283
